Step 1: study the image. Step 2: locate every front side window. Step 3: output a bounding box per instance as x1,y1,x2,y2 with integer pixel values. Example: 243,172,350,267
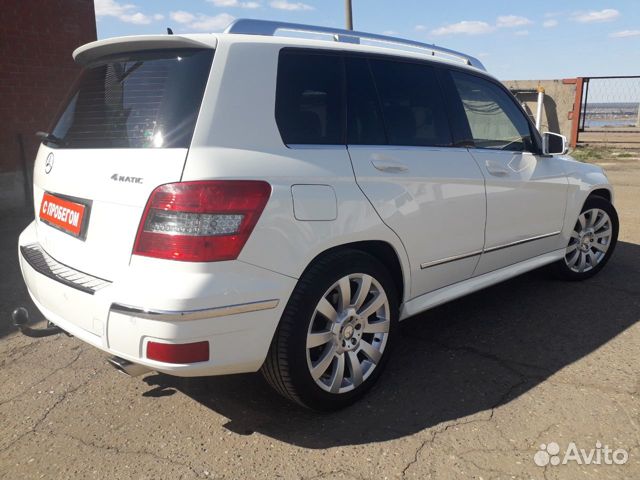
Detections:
50,49,213,149
275,51,344,145
450,71,533,151
369,58,452,147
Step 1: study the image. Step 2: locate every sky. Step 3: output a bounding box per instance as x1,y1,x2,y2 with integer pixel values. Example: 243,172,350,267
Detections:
94,0,640,80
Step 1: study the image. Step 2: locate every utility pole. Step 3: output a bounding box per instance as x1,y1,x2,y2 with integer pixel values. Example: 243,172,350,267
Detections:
345,0,353,30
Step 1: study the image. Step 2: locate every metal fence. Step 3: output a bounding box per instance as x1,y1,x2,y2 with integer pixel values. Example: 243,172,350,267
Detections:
574,76,640,147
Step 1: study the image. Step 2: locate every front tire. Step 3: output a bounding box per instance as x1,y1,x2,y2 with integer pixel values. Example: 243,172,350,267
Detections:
551,196,618,281
261,250,398,411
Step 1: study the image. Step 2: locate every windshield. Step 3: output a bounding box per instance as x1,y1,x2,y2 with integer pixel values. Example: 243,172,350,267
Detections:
49,48,213,149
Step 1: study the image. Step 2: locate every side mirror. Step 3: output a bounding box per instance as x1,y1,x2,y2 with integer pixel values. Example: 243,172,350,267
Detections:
541,132,568,155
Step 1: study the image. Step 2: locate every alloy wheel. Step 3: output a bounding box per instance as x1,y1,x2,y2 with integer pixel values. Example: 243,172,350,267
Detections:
565,208,613,273
305,273,390,394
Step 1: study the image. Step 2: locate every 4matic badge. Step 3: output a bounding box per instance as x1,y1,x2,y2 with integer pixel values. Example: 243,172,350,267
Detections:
111,173,143,184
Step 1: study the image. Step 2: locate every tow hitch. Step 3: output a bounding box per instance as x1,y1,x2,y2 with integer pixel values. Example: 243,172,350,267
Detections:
11,307,67,338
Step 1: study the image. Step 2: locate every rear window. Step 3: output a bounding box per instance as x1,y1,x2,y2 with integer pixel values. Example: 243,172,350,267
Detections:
49,48,213,149
275,51,345,145
346,56,387,145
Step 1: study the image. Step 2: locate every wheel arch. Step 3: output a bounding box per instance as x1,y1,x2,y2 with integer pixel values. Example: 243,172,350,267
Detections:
586,187,612,203
562,181,615,241
300,240,407,304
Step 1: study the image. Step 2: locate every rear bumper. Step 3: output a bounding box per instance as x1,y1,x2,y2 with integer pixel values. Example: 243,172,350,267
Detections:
18,221,297,377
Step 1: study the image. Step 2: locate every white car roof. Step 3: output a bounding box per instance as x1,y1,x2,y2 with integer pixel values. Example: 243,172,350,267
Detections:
73,19,488,76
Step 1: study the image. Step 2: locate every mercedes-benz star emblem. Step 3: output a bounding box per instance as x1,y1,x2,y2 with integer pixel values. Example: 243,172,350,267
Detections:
45,153,54,174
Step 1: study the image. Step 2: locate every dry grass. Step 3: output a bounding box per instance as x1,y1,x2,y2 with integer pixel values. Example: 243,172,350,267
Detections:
570,146,638,162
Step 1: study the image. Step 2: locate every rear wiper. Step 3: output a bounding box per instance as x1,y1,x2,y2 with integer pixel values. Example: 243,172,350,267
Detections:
36,131,64,146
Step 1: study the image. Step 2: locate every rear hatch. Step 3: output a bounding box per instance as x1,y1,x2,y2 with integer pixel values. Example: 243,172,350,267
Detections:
32,45,214,281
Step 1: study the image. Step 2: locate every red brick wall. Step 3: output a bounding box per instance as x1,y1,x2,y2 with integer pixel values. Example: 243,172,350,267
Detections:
0,0,96,173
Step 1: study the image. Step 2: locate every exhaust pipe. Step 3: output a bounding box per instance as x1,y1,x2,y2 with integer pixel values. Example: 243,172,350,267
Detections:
108,356,152,377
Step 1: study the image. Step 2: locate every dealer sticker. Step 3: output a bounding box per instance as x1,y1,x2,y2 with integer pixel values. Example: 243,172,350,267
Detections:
39,192,86,238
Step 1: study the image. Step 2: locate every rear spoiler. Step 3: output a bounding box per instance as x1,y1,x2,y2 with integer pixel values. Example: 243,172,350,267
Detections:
73,35,217,65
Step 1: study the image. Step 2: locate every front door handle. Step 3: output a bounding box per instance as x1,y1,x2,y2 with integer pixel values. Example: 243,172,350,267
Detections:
371,159,409,173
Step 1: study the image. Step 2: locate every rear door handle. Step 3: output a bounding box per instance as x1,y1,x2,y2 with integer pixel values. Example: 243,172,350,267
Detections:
371,159,409,173
485,160,510,177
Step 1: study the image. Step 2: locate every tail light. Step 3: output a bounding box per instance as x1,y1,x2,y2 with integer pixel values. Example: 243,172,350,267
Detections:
133,180,271,262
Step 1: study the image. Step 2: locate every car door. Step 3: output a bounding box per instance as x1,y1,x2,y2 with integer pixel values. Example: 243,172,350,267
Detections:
445,69,569,275
346,55,487,298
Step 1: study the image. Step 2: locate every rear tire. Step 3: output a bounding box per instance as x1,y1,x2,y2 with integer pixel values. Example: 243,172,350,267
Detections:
261,250,398,411
551,196,618,281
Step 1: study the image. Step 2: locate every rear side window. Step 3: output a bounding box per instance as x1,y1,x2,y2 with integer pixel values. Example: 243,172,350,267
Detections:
49,49,213,149
450,71,533,151
275,51,344,145
346,57,386,145
369,58,452,147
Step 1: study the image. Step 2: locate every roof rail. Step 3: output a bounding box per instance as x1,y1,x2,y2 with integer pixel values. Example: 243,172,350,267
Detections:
224,18,486,71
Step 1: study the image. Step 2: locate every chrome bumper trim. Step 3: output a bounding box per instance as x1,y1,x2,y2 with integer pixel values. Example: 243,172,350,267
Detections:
110,299,280,321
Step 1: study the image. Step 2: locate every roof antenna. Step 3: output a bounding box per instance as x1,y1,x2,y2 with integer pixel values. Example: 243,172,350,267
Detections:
167,27,173,35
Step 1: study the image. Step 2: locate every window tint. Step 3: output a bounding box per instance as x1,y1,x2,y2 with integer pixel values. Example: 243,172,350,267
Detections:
450,71,533,151
436,69,474,147
50,49,213,149
369,59,452,147
346,57,386,145
275,51,344,145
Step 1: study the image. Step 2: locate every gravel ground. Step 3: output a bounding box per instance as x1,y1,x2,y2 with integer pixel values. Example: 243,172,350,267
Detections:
0,153,639,480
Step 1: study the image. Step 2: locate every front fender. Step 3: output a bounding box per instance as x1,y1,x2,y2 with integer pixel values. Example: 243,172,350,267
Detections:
558,155,614,240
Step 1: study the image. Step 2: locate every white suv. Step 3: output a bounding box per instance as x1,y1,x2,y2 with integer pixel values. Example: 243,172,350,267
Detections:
16,19,618,410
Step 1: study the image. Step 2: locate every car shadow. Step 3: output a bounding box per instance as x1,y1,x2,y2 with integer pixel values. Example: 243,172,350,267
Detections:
143,240,640,448
0,210,35,338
